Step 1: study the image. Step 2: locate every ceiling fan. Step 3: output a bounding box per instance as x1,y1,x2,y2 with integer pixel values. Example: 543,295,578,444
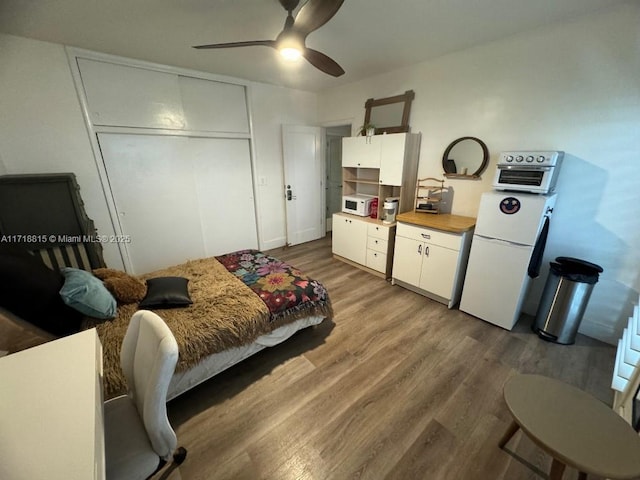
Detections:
193,0,345,77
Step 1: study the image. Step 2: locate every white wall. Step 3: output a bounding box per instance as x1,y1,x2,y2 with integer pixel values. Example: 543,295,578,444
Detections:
0,34,122,267
0,33,318,265
249,82,318,250
318,3,640,344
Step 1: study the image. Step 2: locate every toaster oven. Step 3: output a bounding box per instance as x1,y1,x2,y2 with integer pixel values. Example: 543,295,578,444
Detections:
493,151,564,194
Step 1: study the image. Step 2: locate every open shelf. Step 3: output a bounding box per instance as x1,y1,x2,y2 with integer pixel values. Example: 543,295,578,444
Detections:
444,173,481,180
415,177,445,214
344,179,380,185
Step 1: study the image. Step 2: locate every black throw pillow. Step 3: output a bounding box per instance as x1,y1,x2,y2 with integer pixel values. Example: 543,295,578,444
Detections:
0,246,83,336
138,277,192,309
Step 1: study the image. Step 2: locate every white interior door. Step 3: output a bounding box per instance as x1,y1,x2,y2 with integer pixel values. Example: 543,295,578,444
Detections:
282,125,324,246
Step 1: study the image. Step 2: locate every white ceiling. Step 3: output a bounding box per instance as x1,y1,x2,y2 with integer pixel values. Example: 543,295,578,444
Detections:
0,0,628,92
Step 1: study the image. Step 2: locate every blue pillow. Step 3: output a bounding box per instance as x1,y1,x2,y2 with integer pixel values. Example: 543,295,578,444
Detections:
59,267,117,319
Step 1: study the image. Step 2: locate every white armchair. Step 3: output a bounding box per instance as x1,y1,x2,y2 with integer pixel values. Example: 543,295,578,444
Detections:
104,310,187,480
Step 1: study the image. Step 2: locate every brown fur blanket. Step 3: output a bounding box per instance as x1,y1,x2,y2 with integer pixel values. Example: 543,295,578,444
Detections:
83,256,331,399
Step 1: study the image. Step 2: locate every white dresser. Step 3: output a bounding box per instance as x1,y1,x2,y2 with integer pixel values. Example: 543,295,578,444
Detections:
0,329,105,480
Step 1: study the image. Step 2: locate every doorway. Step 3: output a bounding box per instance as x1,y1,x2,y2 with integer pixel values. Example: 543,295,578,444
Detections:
325,125,351,231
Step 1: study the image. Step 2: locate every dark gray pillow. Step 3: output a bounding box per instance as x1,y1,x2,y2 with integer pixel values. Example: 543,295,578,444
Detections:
138,277,192,309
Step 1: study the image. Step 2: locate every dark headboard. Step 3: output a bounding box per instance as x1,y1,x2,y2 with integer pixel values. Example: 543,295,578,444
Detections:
0,173,106,270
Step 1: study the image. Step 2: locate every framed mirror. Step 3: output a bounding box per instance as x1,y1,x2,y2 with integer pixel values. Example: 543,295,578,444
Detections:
442,136,489,179
363,90,414,135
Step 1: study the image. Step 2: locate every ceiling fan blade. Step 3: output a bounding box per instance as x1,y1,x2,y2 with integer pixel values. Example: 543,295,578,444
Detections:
302,48,345,77
193,40,276,50
294,0,344,37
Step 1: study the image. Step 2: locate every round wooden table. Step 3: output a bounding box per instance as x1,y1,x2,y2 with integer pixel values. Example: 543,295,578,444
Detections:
500,374,640,480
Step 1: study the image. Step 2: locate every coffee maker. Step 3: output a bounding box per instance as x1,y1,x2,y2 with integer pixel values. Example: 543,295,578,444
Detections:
382,197,399,224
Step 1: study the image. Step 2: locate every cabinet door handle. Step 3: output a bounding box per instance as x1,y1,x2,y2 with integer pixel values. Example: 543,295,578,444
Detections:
421,233,431,239
425,246,429,257
418,245,422,255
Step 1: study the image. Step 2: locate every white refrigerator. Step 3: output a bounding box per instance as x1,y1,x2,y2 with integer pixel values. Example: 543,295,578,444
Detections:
460,191,557,330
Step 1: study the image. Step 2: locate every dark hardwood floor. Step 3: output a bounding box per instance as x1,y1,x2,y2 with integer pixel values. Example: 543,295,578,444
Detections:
162,235,615,480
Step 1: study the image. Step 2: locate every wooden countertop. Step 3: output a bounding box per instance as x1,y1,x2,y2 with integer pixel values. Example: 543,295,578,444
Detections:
396,211,476,233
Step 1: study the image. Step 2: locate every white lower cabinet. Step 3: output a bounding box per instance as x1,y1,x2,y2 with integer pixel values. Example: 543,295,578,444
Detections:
332,213,395,277
332,213,368,265
392,222,472,308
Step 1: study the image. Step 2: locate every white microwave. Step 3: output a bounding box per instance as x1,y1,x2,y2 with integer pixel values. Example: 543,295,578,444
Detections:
342,194,375,217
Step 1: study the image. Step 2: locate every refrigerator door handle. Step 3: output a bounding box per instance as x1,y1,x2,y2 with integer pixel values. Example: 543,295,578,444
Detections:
475,234,531,248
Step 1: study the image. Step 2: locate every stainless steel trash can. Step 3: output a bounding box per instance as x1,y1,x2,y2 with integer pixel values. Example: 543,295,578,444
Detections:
533,257,603,345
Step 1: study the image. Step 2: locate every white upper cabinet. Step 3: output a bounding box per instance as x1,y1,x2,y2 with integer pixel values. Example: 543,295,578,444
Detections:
379,133,408,186
342,133,412,186
78,58,186,129
178,76,249,134
342,135,382,168
78,58,249,134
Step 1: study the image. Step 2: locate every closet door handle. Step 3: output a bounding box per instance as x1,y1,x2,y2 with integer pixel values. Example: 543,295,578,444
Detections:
425,246,430,257
418,245,422,255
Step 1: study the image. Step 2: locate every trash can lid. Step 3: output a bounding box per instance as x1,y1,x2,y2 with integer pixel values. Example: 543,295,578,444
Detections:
550,257,603,284
556,256,603,274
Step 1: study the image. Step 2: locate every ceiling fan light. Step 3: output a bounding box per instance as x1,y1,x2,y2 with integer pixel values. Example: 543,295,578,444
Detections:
279,46,302,61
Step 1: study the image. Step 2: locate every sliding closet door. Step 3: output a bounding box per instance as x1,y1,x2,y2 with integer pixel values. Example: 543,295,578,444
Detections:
190,137,258,256
98,134,206,273
97,133,258,274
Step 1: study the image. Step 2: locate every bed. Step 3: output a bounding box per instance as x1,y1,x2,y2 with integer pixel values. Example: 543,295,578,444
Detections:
83,249,331,399
0,173,332,400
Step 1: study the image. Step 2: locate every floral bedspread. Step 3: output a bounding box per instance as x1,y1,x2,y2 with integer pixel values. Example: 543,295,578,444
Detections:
215,249,332,323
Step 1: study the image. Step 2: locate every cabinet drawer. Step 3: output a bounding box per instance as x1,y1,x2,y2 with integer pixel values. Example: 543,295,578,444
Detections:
367,223,391,240
367,236,388,253
397,222,461,250
366,249,387,273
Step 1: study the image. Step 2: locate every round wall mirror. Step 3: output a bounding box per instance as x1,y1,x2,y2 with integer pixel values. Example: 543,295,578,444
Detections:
442,137,489,178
